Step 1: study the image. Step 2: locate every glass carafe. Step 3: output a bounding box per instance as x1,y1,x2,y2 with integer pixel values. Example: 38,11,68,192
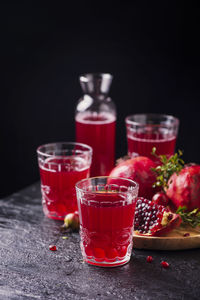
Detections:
75,73,117,176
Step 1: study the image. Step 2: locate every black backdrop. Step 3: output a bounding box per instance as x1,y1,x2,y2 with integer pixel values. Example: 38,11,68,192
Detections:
1,1,200,197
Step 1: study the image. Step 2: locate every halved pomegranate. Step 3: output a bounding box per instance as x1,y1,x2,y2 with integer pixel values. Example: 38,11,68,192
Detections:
134,198,182,236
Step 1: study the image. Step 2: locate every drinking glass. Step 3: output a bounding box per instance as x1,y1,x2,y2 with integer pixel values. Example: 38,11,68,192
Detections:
75,176,139,267
125,114,179,161
37,142,92,220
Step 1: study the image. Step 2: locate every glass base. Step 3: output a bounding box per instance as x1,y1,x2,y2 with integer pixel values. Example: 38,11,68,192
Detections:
43,205,65,220
84,256,131,267
45,213,65,220
81,240,133,267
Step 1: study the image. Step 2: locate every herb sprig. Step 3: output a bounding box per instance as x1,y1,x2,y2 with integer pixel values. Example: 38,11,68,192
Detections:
176,206,200,228
152,147,185,189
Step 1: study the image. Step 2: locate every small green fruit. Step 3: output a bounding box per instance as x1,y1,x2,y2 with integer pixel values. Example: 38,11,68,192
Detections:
64,211,80,231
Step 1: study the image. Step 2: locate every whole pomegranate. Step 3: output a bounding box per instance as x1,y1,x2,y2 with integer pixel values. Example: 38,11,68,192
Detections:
166,165,200,211
109,156,158,199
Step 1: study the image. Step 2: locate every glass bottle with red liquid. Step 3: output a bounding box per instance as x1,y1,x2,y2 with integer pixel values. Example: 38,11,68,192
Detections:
75,73,116,176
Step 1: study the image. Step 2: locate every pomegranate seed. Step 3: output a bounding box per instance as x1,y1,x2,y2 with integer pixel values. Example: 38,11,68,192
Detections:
106,248,118,260
167,214,173,221
49,245,57,251
152,192,169,206
161,261,169,268
93,247,105,259
117,246,127,258
146,256,153,263
84,245,93,257
183,233,190,237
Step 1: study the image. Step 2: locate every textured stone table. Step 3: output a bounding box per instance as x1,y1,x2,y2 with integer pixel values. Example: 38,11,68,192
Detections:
1,183,200,300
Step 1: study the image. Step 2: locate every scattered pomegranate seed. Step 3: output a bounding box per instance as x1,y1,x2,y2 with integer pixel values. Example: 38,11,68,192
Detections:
49,245,57,251
161,261,169,268
146,256,153,263
183,233,190,237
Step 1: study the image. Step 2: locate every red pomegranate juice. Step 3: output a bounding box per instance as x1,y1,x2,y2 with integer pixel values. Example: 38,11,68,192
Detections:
76,112,116,176
39,157,90,220
127,131,176,161
79,192,136,266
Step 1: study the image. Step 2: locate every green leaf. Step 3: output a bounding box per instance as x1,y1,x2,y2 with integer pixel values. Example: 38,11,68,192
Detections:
176,206,200,228
152,148,185,190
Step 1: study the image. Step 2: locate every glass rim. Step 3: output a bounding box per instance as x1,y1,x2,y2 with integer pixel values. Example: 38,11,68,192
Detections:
125,113,179,127
36,141,93,158
75,176,139,194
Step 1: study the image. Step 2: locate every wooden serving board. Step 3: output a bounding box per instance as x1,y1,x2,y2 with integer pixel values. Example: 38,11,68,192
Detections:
133,226,200,250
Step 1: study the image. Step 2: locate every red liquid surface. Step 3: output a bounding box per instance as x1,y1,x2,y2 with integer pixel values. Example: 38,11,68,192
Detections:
76,112,116,176
39,157,90,220
127,131,176,161
79,192,135,266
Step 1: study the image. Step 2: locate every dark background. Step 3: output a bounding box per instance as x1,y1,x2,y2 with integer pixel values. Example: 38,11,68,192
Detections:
1,1,200,197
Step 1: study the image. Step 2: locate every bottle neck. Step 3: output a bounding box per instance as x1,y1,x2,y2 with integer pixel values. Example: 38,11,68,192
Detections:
85,93,108,100
79,73,113,96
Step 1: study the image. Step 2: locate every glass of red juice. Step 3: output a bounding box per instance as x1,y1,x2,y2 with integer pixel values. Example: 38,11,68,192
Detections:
75,176,139,267
37,142,92,220
125,114,179,162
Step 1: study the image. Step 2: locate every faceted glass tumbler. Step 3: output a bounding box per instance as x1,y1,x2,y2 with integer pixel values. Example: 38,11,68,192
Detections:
125,114,179,161
76,176,139,267
37,142,92,220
